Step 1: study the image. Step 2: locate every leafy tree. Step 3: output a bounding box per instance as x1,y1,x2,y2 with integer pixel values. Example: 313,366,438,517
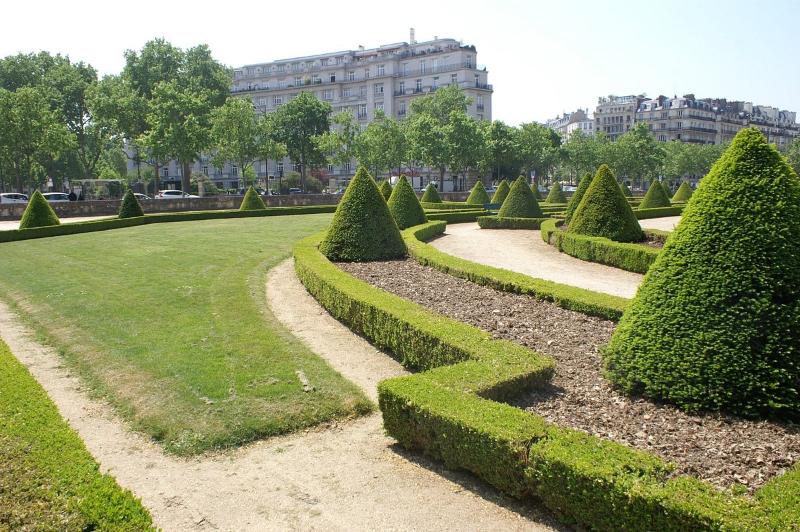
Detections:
406,112,449,188
269,92,331,190
561,129,601,181
315,110,361,170
0,87,74,192
613,123,665,189
444,110,485,189
210,98,286,183
354,110,406,178
409,84,470,123
483,120,520,179
515,122,560,185
785,137,800,176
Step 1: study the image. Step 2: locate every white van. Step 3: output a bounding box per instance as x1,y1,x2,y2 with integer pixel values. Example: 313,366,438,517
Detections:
0,193,29,204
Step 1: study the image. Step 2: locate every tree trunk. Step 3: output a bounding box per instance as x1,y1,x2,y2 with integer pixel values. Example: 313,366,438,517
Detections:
300,159,306,191
154,162,160,194
439,167,445,192
182,161,191,193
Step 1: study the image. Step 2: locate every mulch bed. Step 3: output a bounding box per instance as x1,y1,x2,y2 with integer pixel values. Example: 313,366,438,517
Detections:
337,258,799,493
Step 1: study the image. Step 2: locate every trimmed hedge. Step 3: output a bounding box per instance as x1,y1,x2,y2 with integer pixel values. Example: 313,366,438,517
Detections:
563,172,592,225
545,181,567,203
19,190,60,229
639,180,672,209
635,205,685,219
404,221,626,320
466,181,490,205
568,164,643,243
118,189,145,218
605,127,800,419
545,220,660,274
490,179,510,204
319,166,406,261
426,210,488,224
498,176,543,218
293,228,795,530
0,205,338,244
420,183,442,203
239,186,267,210
477,216,548,230
620,182,633,197
387,175,427,229
0,339,153,529
672,181,693,202
378,181,393,201
421,201,481,211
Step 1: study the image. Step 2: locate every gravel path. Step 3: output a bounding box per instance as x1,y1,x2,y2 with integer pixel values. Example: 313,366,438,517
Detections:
339,259,800,493
429,223,641,298
0,260,560,531
0,215,111,231
639,216,682,232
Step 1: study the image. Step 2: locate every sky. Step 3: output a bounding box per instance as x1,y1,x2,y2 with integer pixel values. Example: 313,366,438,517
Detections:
2,0,798,125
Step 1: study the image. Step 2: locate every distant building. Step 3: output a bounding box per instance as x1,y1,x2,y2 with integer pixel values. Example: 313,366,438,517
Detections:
546,109,593,137
594,95,645,140
635,94,800,147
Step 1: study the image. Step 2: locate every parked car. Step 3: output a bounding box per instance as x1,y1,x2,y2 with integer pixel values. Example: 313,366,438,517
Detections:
133,193,152,200
0,193,28,204
288,188,302,195
156,190,199,199
43,192,70,202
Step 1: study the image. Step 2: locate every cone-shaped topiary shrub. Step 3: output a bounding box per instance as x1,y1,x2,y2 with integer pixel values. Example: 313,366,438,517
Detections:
620,181,633,197
466,180,490,205
639,180,671,208
604,128,800,419
567,164,643,242
320,167,407,261
545,181,567,203
19,190,60,229
378,181,393,202
387,175,427,229
563,172,593,225
490,179,510,204
672,181,693,202
240,186,267,210
498,176,544,218
118,188,144,218
420,183,442,203
530,182,542,200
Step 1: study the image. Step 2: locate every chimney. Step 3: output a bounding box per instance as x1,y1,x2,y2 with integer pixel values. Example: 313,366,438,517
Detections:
410,27,416,44
358,45,364,51
434,35,438,40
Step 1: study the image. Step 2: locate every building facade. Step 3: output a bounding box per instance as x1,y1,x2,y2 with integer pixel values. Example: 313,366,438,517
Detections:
546,109,593,138
129,34,492,192
594,95,645,140
635,94,800,147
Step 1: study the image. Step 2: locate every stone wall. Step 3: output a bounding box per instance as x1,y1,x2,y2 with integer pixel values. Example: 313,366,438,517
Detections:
1,192,470,220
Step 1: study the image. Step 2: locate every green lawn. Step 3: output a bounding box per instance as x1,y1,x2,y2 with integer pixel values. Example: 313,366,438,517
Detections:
0,214,371,455
0,339,153,529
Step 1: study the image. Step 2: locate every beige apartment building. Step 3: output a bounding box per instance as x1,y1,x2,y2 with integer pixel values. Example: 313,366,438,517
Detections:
140,33,492,192
546,109,593,138
595,95,644,140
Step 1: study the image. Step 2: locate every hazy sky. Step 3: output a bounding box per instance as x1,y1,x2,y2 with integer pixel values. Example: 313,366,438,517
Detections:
3,0,798,125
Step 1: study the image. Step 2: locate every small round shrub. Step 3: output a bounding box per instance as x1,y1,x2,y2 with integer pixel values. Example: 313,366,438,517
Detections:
639,180,671,209
239,186,267,210
319,167,406,261
563,172,592,225
672,181,693,202
620,182,633,197
387,175,427,229
490,179,510,204
567,164,643,242
604,128,800,419
420,183,442,203
378,181,393,202
118,189,144,218
498,176,543,218
466,181,490,205
545,182,567,203
19,190,60,229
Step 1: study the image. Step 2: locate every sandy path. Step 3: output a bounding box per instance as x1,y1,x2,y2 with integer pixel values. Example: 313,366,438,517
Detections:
0,259,559,531
639,216,681,232
0,215,111,231
430,223,641,299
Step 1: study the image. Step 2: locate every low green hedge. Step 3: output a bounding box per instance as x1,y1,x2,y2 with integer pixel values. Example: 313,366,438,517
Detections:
421,201,481,211
635,205,685,219
545,223,661,274
425,210,487,224
0,339,152,529
0,205,337,243
404,222,626,320
293,229,796,530
477,216,549,230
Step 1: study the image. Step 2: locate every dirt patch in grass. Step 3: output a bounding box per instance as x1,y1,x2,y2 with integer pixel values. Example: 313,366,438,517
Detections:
338,258,800,493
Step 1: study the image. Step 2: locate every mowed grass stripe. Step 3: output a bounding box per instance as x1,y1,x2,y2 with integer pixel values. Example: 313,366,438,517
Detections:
0,215,371,455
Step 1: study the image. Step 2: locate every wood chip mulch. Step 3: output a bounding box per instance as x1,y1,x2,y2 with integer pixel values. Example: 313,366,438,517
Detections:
337,258,799,493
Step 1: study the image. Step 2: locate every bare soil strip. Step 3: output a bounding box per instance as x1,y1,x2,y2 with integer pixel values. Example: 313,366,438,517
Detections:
0,259,560,531
339,258,799,493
